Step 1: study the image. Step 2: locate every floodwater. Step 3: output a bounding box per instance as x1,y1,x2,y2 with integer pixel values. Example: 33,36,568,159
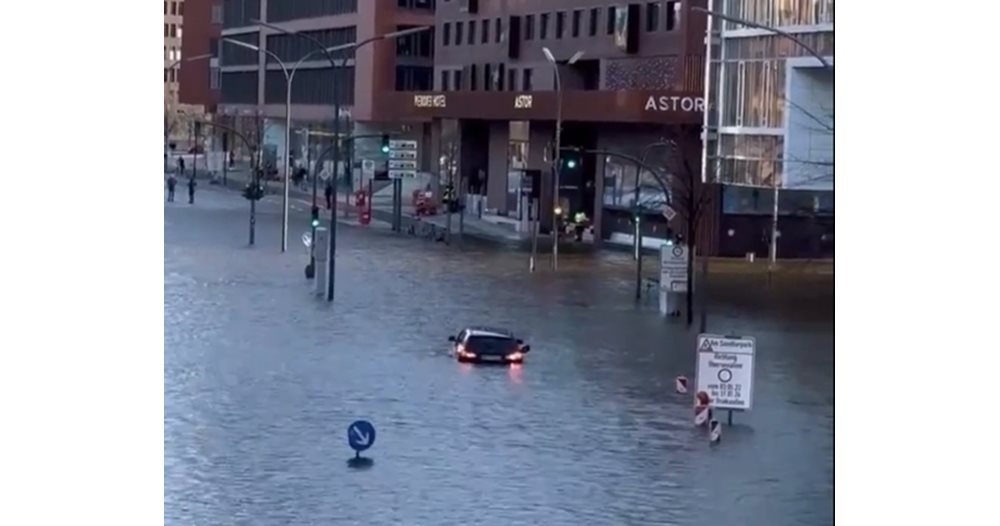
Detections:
165,188,833,525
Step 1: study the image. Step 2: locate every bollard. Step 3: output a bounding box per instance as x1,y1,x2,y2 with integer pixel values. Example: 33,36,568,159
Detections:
313,227,329,297
694,391,712,427
675,376,689,394
709,419,721,444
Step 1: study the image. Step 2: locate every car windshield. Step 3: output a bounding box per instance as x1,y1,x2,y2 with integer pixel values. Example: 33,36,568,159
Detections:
465,335,517,354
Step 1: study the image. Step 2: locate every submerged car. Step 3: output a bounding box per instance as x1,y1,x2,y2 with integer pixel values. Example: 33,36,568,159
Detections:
448,327,531,364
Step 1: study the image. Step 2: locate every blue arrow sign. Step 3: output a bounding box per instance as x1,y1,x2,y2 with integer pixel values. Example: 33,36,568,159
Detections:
347,420,376,453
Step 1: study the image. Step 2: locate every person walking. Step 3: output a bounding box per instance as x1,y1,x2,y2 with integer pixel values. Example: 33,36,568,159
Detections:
176,156,186,177
324,179,334,210
187,176,197,204
166,174,177,202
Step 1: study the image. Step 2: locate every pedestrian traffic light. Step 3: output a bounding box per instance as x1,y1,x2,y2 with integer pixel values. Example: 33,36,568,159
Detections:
566,158,577,169
311,206,320,228
380,134,390,154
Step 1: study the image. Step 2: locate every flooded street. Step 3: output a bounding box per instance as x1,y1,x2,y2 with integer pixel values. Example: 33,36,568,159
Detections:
165,188,833,525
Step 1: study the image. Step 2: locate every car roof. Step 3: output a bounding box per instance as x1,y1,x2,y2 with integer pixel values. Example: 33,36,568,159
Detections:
464,326,515,338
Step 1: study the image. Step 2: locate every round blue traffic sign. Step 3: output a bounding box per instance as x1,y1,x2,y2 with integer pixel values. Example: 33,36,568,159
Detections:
347,420,376,452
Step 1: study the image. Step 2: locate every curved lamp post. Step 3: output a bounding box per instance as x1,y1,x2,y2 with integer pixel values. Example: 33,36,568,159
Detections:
541,47,583,271
250,22,431,301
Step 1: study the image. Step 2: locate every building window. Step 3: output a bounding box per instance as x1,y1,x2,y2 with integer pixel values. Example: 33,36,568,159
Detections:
210,67,220,90
211,3,223,24
170,24,177,37
179,1,184,15
455,21,463,45
164,2,168,15
525,15,534,40
442,22,450,45
395,65,433,91
572,10,582,37
164,23,169,37
484,63,492,91
523,68,533,91
440,69,449,91
171,1,177,15
606,7,616,34
646,2,659,32
555,11,565,38
164,68,168,82
453,69,463,90
540,13,550,39
508,68,517,91
469,64,477,91
482,19,489,43
177,26,183,39
468,19,476,44
666,1,677,31
589,8,599,36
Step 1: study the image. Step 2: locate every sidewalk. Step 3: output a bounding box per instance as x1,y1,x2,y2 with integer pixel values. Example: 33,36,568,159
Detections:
212,168,833,274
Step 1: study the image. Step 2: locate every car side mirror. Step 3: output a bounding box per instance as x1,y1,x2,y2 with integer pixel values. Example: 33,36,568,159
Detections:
448,335,456,342
521,345,531,353
516,339,524,344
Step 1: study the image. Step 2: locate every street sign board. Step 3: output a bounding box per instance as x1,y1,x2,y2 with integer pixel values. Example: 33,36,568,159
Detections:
659,244,689,293
389,139,417,150
388,169,417,178
662,204,677,221
388,150,418,160
388,160,418,170
347,420,376,453
362,159,375,179
695,334,756,411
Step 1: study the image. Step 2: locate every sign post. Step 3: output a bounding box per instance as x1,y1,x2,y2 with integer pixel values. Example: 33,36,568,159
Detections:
659,244,689,316
388,139,418,179
347,420,376,459
695,334,756,425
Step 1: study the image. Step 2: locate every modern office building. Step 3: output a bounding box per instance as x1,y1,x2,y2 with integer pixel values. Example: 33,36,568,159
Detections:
386,0,713,248
216,0,435,175
702,0,834,258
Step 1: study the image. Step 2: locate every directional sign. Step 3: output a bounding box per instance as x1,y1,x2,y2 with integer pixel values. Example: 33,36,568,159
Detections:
695,334,756,411
388,160,418,170
388,150,418,160
388,169,418,178
660,244,689,293
347,420,376,453
389,139,417,150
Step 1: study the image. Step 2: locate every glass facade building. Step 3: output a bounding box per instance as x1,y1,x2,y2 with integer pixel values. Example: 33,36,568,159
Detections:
703,0,833,190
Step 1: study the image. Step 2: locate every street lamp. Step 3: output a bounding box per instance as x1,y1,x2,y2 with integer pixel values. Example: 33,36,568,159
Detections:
222,38,296,254
252,21,431,301
693,5,833,268
164,54,213,172
542,47,583,271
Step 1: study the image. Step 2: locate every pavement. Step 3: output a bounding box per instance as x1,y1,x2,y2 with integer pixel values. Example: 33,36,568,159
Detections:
203,168,833,277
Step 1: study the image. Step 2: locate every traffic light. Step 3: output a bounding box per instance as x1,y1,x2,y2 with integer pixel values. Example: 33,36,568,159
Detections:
561,150,581,170
380,134,390,154
311,206,320,228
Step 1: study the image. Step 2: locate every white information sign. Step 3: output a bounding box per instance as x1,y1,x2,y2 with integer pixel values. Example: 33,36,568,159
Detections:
695,334,756,411
659,244,689,293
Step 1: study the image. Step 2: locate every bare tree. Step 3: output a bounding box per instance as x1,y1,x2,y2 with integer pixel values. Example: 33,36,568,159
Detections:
653,125,715,327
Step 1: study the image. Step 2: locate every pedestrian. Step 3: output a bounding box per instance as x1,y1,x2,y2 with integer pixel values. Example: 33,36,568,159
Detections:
176,156,185,177
228,150,235,168
187,177,197,204
324,180,334,210
166,174,177,202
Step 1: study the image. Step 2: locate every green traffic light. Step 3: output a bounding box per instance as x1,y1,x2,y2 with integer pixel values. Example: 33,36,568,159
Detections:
381,145,390,153
311,219,320,228
566,159,577,169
